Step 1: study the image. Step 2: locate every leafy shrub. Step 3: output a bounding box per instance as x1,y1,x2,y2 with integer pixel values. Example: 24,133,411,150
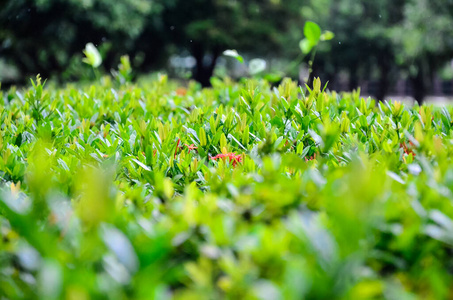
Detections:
1,76,453,299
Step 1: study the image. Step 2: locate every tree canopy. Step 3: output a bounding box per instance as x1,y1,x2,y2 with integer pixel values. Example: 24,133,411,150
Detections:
1,0,453,102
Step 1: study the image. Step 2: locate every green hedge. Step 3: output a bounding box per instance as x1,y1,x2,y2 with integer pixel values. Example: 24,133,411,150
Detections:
1,76,453,299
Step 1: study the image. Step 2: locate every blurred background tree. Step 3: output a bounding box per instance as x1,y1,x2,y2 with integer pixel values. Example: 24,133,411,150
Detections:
389,0,453,102
1,0,453,103
309,0,453,103
161,0,302,86
308,0,405,101
0,0,157,83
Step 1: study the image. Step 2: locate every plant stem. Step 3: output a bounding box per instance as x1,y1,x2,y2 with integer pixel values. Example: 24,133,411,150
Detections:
307,46,318,85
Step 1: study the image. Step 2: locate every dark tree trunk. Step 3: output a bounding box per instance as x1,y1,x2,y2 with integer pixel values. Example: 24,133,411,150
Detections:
349,64,359,91
192,44,220,87
410,67,426,105
324,63,338,91
376,58,391,101
307,63,317,88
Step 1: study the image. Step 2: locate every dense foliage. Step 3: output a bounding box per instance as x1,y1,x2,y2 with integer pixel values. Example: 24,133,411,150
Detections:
2,76,453,299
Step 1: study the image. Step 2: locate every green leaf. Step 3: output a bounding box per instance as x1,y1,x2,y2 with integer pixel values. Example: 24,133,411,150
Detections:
299,39,314,55
223,49,244,64
321,30,335,41
300,145,311,159
304,21,322,44
263,72,283,83
131,158,151,171
387,171,405,184
198,127,207,147
82,43,102,68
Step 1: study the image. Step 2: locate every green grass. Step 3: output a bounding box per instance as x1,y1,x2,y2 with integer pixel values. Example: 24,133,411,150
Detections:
1,75,453,299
